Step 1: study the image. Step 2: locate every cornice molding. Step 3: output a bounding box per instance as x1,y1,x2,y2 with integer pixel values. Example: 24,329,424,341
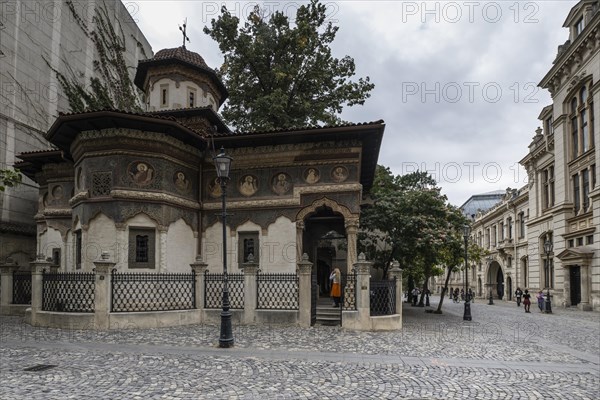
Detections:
110,189,201,210
202,183,362,210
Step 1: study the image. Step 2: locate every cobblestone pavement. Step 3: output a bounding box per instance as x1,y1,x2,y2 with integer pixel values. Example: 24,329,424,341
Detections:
1,297,598,399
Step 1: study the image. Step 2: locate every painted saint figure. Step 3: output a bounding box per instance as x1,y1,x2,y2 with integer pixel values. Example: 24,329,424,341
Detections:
174,171,191,193
130,162,154,186
239,175,258,196
332,166,348,182
272,173,291,195
304,168,320,184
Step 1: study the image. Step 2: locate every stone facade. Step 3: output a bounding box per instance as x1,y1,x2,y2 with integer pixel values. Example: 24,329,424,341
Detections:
445,1,600,311
1,0,152,265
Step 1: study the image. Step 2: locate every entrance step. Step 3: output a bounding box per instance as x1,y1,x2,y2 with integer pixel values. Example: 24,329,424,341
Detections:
315,305,341,326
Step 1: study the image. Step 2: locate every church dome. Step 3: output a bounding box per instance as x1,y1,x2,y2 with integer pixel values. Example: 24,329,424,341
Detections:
152,46,209,70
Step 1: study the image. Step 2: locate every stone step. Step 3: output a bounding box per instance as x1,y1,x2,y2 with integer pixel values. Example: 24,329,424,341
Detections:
316,309,340,317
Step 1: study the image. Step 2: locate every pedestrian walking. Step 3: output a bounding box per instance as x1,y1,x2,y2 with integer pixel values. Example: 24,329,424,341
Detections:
411,287,420,306
523,289,531,313
537,290,545,312
515,287,523,307
468,288,474,303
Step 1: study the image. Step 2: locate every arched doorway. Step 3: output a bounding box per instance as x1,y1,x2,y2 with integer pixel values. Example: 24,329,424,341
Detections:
303,205,346,298
506,276,512,301
477,277,482,297
487,261,504,300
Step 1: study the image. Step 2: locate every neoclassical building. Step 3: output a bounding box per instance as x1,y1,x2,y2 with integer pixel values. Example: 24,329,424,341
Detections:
15,45,384,281
448,0,600,311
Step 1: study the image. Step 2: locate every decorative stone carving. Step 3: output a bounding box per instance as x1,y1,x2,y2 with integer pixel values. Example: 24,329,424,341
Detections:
296,197,355,222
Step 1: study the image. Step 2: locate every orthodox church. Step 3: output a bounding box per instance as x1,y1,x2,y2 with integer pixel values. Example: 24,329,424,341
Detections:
15,45,385,281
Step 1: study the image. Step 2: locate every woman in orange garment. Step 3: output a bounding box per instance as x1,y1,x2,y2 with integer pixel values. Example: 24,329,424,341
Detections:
330,267,342,307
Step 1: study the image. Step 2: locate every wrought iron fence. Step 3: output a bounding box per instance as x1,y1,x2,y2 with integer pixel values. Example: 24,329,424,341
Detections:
204,272,244,309
257,272,299,310
111,272,195,312
12,272,32,305
343,270,357,311
42,272,95,312
370,278,396,316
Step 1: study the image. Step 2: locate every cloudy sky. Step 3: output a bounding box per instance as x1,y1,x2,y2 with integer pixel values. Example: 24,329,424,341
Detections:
133,0,575,206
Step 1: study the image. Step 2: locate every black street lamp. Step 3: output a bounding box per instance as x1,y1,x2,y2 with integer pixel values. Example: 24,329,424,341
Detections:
543,239,553,314
463,224,472,321
214,147,234,348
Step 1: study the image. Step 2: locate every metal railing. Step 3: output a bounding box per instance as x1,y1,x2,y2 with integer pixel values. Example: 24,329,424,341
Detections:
370,278,396,316
204,272,244,309
257,272,299,310
12,272,32,305
42,272,95,312
111,271,195,312
343,270,357,311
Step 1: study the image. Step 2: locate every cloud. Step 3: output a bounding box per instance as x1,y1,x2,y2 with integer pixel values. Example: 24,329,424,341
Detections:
136,0,575,205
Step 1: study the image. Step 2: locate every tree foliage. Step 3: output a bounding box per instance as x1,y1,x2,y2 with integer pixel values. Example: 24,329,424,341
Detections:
0,169,22,192
204,0,374,131
359,167,485,312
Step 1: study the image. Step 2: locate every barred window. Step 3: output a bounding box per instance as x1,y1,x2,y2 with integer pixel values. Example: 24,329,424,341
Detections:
91,171,112,197
238,232,259,266
129,228,156,269
75,230,82,270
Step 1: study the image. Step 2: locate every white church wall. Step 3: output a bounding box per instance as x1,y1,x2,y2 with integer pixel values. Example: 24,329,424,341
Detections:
263,216,296,273
148,78,215,111
39,227,62,265
86,213,117,271
203,222,234,274
166,218,196,273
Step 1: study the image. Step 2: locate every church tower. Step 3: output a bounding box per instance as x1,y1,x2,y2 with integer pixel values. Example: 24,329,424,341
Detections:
134,46,229,133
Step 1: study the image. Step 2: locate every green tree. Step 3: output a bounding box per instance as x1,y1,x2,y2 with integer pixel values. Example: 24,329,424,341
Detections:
204,0,374,131
360,168,477,310
0,169,22,192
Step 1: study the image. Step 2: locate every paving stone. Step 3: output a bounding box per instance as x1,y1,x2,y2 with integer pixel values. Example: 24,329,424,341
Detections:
0,296,598,399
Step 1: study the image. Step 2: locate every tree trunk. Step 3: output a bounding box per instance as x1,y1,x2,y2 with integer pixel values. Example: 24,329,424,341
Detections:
434,266,454,314
418,276,429,307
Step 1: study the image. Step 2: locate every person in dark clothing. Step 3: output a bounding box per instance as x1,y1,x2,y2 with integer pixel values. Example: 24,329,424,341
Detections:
523,289,531,313
515,287,523,307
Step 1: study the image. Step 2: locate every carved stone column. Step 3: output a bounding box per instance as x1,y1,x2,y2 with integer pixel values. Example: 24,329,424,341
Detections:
345,218,359,272
354,252,372,329
297,253,313,327
190,255,209,321
295,220,305,264
158,225,168,273
242,254,259,324
93,252,116,329
0,258,17,314
388,260,403,320
30,255,52,325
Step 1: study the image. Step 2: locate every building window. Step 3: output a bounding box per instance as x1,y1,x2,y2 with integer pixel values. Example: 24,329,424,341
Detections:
542,165,555,209
575,17,584,36
52,248,61,267
545,115,554,136
568,239,574,248
188,88,196,107
75,230,82,270
582,169,590,212
592,164,597,189
128,228,156,268
507,218,513,240
586,235,594,245
160,84,169,108
573,173,580,214
569,82,595,160
499,221,504,241
485,228,490,249
492,225,497,247
238,232,259,266
518,212,525,238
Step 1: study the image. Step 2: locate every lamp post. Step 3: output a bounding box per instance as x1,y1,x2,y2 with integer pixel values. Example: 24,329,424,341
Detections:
214,147,234,348
463,224,472,321
543,239,553,314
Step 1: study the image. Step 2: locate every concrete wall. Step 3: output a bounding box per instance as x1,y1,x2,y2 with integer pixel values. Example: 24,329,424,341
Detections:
1,0,152,262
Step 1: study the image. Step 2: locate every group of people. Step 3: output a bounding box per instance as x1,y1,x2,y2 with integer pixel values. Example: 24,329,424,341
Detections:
448,288,473,303
514,287,546,313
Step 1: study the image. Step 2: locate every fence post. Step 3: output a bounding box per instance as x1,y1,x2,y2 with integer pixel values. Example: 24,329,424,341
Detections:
93,252,115,330
354,253,372,329
388,260,403,320
29,254,51,325
242,254,259,324
297,253,313,327
190,255,209,322
0,258,17,314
